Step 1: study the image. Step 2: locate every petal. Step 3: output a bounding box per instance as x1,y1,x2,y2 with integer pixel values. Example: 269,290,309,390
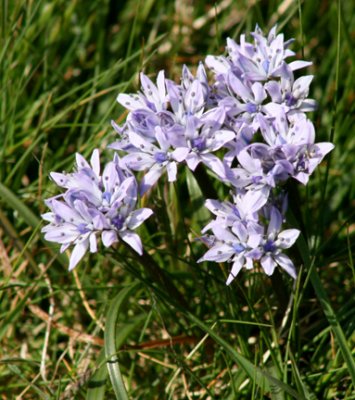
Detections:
277,229,300,249
184,80,205,114
200,153,226,179
127,208,153,229
261,255,277,275
69,240,89,271
90,149,100,177
288,60,312,71
226,258,244,285
89,233,97,253
76,153,90,170
265,81,282,103
274,253,297,279
198,243,234,263
251,82,267,104
120,231,143,255
50,172,69,187
155,126,170,152
102,161,120,193
227,72,252,101
122,152,154,171
267,207,282,238
205,55,231,74
44,224,79,244
140,72,161,109
172,147,190,162
156,70,166,102
117,93,146,111
231,221,248,243
293,75,313,98
166,80,182,115
50,199,84,224
140,164,164,195
186,153,200,171
166,161,177,182
208,129,235,151
102,230,118,247
92,213,108,230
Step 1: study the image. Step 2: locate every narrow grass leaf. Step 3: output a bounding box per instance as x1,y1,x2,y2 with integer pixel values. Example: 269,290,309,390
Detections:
185,312,303,399
295,230,355,387
104,282,141,400
86,350,108,400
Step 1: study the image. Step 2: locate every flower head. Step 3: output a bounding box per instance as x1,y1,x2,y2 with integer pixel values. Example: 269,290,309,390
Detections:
42,150,153,270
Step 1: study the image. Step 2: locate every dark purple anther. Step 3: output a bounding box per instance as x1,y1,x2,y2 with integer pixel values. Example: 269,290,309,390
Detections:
112,215,125,230
154,152,168,163
191,137,206,152
263,240,276,253
246,103,258,114
233,243,245,253
285,92,297,107
77,223,90,234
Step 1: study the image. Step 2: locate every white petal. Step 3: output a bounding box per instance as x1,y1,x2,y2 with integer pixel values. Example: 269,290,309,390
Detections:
267,207,282,238
102,230,118,247
117,93,146,111
288,60,312,71
261,255,277,275
90,149,100,177
200,153,226,179
120,231,143,255
76,153,90,170
251,82,267,104
172,147,190,162
277,229,300,249
127,208,153,229
186,153,200,171
226,258,243,285
198,243,234,263
140,164,164,195
166,161,177,182
89,233,97,253
69,240,89,271
274,253,297,279
122,152,154,171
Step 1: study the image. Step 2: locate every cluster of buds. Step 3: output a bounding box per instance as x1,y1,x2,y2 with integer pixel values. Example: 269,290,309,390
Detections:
42,26,333,283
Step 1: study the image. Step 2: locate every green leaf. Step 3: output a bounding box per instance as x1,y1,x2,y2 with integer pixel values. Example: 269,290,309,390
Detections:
295,229,355,387
86,350,107,400
104,282,141,400
185,312,303,399
0,181,68,267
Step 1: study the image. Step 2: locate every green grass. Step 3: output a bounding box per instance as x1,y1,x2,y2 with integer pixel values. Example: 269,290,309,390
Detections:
0,0,354,398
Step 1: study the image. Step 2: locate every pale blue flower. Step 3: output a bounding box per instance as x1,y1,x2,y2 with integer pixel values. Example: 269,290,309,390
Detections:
42,150,153,270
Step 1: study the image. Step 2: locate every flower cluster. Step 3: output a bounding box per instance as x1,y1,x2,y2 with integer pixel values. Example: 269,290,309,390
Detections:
42,25,333,283
42,150,153,270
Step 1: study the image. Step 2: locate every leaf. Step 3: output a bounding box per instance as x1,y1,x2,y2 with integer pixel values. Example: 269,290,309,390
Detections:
185,312,303,399
104,282,141,400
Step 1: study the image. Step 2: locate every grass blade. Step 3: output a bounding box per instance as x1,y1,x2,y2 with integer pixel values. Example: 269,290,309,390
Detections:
104,282,140,399
185,312,303,399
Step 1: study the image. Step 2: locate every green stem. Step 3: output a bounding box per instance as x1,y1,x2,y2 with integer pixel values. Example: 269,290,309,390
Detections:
121,242,189,310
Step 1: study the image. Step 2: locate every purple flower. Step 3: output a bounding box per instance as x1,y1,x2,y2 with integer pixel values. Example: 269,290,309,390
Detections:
258,207,300,278
42,150,153,270
265,66,317,113
117,70,167,113
202,188,269,232
198,221,263,285
170,107,235,178
120,127,188,194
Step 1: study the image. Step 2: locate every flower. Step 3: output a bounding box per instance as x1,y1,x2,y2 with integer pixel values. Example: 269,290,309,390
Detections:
258,207,300,278
42,150,153,270
198,221,263,285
